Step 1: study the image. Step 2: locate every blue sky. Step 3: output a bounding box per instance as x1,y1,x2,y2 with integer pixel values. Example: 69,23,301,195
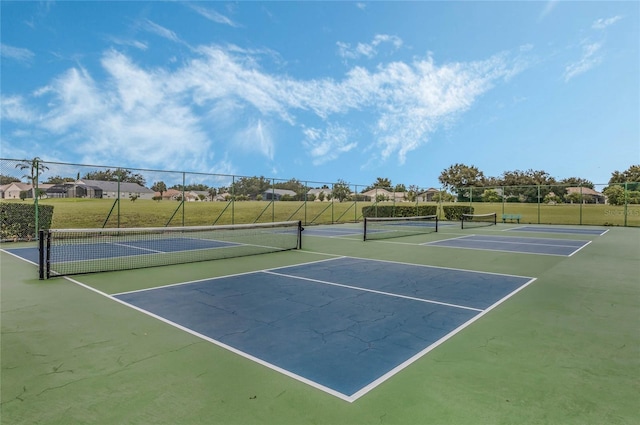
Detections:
1,1,638,189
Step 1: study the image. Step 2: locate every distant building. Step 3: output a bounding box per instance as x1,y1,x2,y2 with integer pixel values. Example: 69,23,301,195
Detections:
263,189,297,201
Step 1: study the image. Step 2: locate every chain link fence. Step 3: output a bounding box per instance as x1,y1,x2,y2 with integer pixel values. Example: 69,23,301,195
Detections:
1,158,638,241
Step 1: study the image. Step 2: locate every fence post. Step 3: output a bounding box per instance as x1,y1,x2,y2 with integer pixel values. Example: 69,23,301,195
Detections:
182,172,186,226
537,185,541,224
624,182,628,227
579,185,583,225
117,176,121,228
34,159,40,239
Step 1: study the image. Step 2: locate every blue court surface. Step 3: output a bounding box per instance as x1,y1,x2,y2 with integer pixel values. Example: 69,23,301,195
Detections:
423,235,590,256
506,226,608,236
4,237,239,265
113,256,534,401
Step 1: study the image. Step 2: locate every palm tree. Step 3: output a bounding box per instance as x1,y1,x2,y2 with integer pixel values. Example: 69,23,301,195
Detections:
15,157,49,196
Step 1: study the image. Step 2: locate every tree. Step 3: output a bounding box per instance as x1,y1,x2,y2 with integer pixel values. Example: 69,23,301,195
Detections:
608,165,640,191
208,187,217,201
232,176,271,199
363,177,392,192
499,169,556,203
0,174,20,185
151,181,167,198
83,168,146,185
603,185,626,206
332,179,351,202
481,189,502,203
560,177,594,189
438,164,485,191
44,175,76,184
15,157,49,187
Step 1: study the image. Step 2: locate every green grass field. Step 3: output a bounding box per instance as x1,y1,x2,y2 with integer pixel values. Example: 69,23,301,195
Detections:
1,222,638,424
8,198,640,229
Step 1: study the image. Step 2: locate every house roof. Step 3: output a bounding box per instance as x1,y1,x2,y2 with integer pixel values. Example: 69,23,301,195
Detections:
307,188,332,195
566,187,603,196
77,179,154,193
264,189,297,196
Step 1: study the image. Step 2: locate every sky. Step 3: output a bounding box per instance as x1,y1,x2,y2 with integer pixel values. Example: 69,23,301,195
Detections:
1,1,639,189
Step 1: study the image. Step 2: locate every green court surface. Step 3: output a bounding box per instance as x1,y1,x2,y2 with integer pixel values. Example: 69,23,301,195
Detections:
2,223,639,424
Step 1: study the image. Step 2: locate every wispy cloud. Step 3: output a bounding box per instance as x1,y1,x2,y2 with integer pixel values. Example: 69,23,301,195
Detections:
233,119,274,160
2,40,524,171
539,0,558,21
303,125,357,165
0,43,35,64
188,3,240,28
1,95,36,122
592,15,623,30
139,19,182,44
337,34,403,60
564,41,603,82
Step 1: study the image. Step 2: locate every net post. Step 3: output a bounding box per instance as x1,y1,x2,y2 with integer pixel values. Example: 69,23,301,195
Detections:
38,230,45,280
297,220,303,249
363,217,368,241
45,230,51,279
493,213,497,226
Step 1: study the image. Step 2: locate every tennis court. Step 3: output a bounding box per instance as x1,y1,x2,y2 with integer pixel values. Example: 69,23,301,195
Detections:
506,225,609,235
113,256,533,401
2,220,638,424
423,234,591,256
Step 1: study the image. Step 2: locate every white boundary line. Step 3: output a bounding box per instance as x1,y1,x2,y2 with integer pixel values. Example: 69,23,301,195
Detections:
506,226,609,236
421,235,589,257
262,270,483,312
350,276,537,401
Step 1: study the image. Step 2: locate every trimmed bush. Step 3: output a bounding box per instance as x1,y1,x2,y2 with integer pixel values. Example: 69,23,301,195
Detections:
362,205,437,218
0,202,54,241
442,205,473,221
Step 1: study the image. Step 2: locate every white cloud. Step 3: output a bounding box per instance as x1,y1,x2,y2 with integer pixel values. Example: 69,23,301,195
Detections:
592,16,623,30
3,41,524,172
337,34,403,60
0,43,35,63
303,125,357,165
539,0,559,21
1,96,36,122
188,3,240,28
233,119,274,160
564,41,603,82
140,19,182,44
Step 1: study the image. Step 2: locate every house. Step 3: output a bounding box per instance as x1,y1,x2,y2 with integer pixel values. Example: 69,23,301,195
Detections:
360,188,408,202
307,188,332,201
565,187,605,204
0,182,33,199
263,189,297,201
75,179,155,200
45,182,103,199
417,188,440,202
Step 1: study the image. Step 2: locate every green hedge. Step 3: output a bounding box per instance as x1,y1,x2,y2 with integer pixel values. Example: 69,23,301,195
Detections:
362,205,437,218
0,202,54,241
442,205,474,221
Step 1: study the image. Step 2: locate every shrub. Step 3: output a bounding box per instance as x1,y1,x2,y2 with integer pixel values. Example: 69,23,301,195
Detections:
442,205,473,221
0,202,54,241
362,205,437,218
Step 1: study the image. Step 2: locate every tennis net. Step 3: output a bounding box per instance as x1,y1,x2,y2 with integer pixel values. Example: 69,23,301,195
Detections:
461,213,497,229
38,221,303,279
363,215,438,241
